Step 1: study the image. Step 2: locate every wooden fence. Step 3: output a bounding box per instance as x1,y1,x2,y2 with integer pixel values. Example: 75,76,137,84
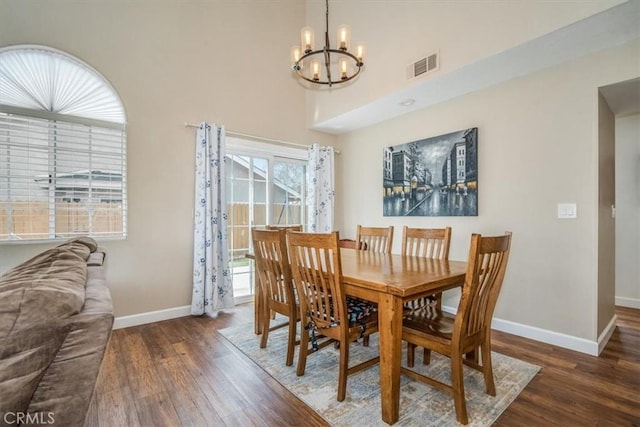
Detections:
2,202,300,247
0,202,123,240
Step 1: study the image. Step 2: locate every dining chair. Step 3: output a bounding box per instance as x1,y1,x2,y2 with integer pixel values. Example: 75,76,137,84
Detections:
266,224,303,232
402,226,452,309
401,225,451,260
401,226,452,366
251,228,299,366
338,238,367,250
262,225,301,324
287,231,380,402
355,225,394,254
401,232,512,425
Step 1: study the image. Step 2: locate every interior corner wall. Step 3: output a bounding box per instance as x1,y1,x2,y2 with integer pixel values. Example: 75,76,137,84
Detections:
597,92,616,336
615,113,640,308
335,39,639,343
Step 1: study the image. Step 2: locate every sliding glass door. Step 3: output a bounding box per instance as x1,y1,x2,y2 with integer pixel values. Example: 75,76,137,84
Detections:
272,159,306,226
226,151,307,303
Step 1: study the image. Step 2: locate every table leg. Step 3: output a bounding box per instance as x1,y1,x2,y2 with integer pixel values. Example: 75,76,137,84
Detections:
378,293,403,425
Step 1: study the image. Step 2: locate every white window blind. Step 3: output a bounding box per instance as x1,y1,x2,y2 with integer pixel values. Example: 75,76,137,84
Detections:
0,45,127,242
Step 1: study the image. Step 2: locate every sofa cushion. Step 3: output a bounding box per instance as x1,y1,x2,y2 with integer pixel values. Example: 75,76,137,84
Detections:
0,237,107,424
26,259,113,426
57,236,99,253
27,311,113,426
0,321,71,417
0,246,89,286
0,247,88,340
0,241,93,420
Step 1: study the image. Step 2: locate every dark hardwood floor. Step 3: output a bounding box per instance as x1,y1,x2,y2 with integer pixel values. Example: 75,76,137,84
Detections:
85,306,640,426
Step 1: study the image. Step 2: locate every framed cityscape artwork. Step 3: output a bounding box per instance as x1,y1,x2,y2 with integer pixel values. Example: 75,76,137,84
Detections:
383,127,478,216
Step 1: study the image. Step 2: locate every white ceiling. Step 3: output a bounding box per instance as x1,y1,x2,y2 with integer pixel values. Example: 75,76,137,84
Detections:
313,0,640,134
600,78,640,116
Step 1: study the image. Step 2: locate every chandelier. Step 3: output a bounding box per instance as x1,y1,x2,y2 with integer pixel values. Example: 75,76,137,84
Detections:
290,0,365,87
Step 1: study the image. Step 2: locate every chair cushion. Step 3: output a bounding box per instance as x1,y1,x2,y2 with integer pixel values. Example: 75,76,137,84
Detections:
304,296,377,350
403,295,438,311
346,296,376,324
306,296,376,328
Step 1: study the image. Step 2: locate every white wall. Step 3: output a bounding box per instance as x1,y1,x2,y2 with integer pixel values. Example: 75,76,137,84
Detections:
335,40,640,344
0,0,335,317
615,114,640,308
597,93,616,335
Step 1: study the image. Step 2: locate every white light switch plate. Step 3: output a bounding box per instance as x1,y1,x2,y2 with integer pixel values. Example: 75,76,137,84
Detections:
557,203,577,219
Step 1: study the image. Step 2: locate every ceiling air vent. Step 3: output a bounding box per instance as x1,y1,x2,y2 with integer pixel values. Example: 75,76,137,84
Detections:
406,51,439,80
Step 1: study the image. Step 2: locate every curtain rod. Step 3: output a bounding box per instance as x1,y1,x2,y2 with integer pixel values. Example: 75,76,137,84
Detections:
183,121,340,154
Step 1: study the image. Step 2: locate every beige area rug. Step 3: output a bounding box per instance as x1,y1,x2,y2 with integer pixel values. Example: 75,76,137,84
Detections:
219,320,540,427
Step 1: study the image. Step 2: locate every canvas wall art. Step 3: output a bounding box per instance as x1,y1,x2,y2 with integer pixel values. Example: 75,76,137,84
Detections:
383,127,478,216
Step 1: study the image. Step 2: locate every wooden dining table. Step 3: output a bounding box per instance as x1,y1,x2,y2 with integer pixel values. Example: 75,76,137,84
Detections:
339,248,467,425
249,247,467,425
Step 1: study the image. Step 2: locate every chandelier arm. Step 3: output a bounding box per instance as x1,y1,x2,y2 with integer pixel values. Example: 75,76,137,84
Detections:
294,70,361,86
294,68,362,85
293,50,362,86
296,49,362,66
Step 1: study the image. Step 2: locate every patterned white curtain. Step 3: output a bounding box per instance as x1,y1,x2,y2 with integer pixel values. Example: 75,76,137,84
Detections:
191,122,234,316
308,144,335,232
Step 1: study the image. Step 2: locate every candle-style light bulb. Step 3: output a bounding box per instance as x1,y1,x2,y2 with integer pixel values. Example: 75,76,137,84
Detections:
340,59,348,80
337,25,350,51
290,46,302,69
301,27,315,53
311,60,321,81
356,43,365,64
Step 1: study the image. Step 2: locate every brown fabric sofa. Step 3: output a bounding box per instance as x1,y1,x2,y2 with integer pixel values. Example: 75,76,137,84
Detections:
0,237,113,427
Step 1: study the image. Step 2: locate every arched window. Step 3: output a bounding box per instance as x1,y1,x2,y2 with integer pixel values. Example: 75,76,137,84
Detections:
0,45,127,241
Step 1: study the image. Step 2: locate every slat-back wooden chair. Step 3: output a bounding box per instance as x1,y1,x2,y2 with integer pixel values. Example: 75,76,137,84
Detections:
355,225,394,254
266,224,303,232
287,231,380,402
401,226,451,260
401,232,512,425
262,225,302,320
338,239,367,250
252,228,299,366
402,226,452,366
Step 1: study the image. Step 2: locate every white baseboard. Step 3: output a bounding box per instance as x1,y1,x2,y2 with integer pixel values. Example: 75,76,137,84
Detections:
116,302,623,355
113,305,191,329
442,304,600,356
490,317,600,355
112,295,255,330
615,296,640,309
597,314,618,355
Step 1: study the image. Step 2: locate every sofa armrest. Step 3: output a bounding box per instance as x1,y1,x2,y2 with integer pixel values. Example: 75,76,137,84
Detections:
87,251,105,267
